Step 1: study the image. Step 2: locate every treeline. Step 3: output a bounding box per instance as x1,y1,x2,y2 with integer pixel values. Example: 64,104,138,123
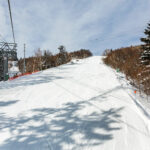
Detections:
103,46,150,95
18,48,92,73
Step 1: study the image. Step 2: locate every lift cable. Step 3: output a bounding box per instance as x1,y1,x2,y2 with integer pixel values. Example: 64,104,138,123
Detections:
7,0,16,43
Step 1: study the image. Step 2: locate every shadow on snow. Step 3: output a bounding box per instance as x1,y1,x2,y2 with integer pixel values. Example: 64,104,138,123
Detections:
0,100,19,107
0,98,123,150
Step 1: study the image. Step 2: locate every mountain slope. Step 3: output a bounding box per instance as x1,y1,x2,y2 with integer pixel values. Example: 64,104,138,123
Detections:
0,56,150,150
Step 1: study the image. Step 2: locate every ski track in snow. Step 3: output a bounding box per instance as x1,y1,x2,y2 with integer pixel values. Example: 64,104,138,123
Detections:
0,56,150,150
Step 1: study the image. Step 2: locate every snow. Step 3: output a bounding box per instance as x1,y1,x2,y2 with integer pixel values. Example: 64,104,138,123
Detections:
0,56,150,150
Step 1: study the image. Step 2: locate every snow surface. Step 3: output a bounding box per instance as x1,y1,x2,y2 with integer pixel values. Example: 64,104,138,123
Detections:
0,56,150,150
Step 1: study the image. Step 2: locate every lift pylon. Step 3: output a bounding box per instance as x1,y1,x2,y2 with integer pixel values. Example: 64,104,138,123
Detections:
0,42,17,81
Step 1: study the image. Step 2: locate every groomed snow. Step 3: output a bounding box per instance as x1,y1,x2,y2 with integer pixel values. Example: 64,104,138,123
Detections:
0,56,150,150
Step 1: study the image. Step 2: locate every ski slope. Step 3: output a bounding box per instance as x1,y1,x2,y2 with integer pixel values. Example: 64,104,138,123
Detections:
0,56,150,150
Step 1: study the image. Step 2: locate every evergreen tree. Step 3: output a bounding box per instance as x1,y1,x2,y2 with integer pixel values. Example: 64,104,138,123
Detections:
58,45,66,54
140,22,150,65
58,45,68,64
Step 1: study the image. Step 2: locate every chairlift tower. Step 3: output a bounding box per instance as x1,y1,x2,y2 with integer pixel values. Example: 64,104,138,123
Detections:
0,0,18,81
0,42,17,81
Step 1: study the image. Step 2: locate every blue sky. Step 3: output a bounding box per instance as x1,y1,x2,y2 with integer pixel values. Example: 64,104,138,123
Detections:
0,0,150,57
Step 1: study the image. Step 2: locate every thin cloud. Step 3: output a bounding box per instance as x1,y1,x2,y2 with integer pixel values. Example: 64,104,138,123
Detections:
0,0,150,57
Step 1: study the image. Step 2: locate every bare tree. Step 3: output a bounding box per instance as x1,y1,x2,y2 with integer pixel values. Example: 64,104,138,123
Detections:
43,50,53,69
34,48,43,71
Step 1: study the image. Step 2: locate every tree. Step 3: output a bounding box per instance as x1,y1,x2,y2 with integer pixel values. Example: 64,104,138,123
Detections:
43,50,52,69
44,50,52,57
58,45,69,64
34,48,43,70
58,45,66,54
140,22,150,65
